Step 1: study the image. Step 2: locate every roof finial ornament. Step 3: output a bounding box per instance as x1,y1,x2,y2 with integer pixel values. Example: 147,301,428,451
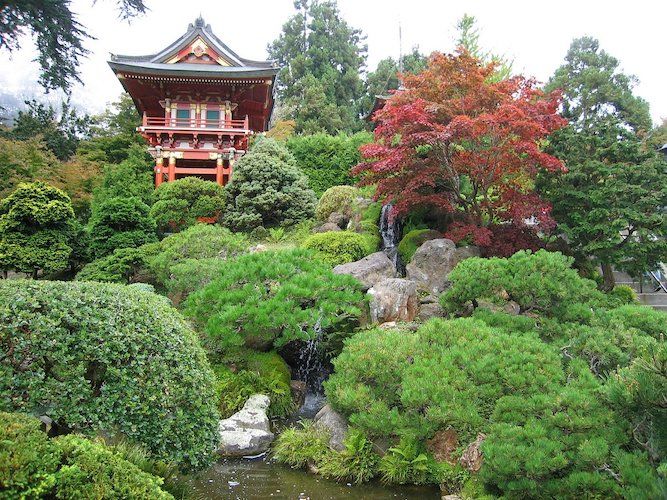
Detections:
195,15,205,28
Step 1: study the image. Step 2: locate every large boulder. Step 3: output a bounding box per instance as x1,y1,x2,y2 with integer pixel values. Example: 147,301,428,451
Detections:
314,404,349,452
312,223,341,234
406,239,480,294
368,278,419,324
333,252,396,291
217,394,274,456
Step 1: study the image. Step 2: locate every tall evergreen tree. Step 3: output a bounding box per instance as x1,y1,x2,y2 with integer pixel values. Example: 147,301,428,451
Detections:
268,0,367,134
539,37,666,289
455,14,513,81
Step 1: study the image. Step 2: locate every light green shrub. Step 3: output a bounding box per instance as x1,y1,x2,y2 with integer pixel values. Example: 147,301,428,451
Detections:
0,412,172,499
75,243,159,283
272,421,330,468
317,429,380,484
150,177,226,233
316,185,361,221
301,231,375,266
0,280,219,469
184,249,364,352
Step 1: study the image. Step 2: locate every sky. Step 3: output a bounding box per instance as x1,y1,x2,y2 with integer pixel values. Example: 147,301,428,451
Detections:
1,0,665,124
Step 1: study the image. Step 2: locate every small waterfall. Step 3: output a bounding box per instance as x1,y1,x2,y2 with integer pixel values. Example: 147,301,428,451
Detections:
379,204,403,272
295,316,326,393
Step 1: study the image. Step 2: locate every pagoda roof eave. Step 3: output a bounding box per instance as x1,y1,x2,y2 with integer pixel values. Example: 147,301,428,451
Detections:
108,61,279,80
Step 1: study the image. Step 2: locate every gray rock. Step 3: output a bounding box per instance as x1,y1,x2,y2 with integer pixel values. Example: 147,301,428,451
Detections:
312,223,342,233
217,394,274,456
417,302,446,322
333,252,396,291
327,211,349,228
368,278,419,324
406,239,480,295
290,380,307,409
314,404,349,452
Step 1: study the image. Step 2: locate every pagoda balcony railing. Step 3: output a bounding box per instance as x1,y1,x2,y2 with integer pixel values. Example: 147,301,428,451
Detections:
140,114,250,133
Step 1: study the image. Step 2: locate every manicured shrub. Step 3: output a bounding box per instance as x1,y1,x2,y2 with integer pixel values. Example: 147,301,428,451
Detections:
286,132,373,195
325,319,563,444
91,150,154,211
397,228,441,264
184,249,364,352
148,224,247,284
224,138,317,231
441,250,605,317
315,185,361,222
0,412,172,499
301,231,375,266
150,177,226,233
75,243,158,283
88,196,157,257
607,284,638,305
0,181,76,276
0,280,219,469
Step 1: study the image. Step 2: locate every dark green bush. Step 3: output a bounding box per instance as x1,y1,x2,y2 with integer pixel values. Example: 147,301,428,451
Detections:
286,132,373,195
315,185,361,221
0,412,172,499
75,243,158,283
0,181,76,276
89,196,157,257
0,280,219,469
184,249,364,352
397,229,442,264
150,177,226,233
91,151,154,211
224,138,316,231
301,231,375,266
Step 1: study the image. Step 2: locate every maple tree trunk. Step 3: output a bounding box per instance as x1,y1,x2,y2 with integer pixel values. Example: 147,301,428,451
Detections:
601,262,615,291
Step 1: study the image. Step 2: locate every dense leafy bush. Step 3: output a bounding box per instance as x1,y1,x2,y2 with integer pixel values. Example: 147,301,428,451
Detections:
224,138,316,230
301,231,375,266
397,229,441,264
286,132,372,195
89,196,157,257
150,177,226,233
91,150,154,211
0,412,172,498
0,181,76,276
75,243,158,283
315,185,361,221
0,280,219,469
273,421,330,468
441,250,605,316
184,249,364,352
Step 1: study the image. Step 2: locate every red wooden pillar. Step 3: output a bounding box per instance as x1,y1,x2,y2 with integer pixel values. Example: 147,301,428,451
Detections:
168,156,176,182
215,156,224,185
154,157,164,187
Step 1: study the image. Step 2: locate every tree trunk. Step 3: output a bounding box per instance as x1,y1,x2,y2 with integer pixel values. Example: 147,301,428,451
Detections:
601,262,615,291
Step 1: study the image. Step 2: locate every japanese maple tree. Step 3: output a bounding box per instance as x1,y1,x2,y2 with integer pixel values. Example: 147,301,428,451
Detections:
353,51,566,249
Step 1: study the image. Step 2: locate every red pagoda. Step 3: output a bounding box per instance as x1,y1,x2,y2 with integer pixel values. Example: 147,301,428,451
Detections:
108,17,279,187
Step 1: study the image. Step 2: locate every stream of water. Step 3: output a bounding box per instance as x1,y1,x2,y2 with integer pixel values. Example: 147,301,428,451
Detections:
379,204,403,273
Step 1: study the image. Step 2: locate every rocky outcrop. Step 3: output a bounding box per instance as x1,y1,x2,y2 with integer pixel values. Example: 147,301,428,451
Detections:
312,223,341,233
427,429,459,465
217,394,274,457
368,278,419,324
459,433,486,472
314,404,349,452
406,239,480,294
417,295,446,322
327,211,349,228
333,252,396,291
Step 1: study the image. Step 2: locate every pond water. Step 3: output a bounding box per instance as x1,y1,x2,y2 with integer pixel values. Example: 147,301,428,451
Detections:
183,457,440,500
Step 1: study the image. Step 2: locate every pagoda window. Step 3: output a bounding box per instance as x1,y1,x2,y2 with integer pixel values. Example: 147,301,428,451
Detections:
205,109,220,128
175,108,190,126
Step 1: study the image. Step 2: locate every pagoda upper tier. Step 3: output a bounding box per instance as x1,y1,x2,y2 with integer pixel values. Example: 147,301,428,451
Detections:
109,16,278,132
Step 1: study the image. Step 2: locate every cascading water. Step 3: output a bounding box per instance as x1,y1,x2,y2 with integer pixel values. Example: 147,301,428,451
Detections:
294,316,328,418
379,203,403,272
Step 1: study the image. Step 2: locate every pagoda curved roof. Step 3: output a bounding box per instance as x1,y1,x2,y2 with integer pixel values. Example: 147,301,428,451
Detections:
108,16,278,77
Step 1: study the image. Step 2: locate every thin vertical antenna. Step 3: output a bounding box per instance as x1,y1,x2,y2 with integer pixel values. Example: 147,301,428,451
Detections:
398,21,403,73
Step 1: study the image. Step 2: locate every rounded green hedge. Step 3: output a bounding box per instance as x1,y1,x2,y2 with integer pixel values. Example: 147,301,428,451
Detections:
315,185,361,222
301,231,375,266
0,280,219,469
0,412,172,499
